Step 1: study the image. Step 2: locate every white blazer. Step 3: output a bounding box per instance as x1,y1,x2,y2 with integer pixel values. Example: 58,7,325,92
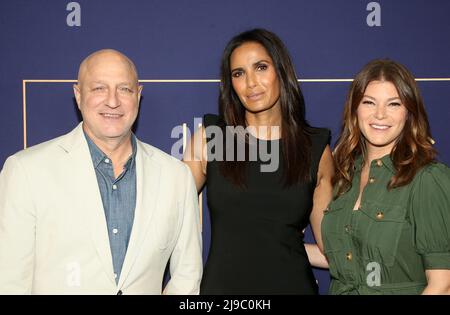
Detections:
0,123,202,294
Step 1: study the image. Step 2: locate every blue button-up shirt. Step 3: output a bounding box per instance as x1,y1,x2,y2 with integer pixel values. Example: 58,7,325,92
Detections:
85,132,137,283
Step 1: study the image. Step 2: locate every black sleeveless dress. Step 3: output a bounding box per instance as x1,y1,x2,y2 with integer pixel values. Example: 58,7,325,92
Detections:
200,114,330,295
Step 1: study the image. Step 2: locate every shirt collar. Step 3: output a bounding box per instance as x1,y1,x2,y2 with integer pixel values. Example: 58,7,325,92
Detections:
125,136,137,169
84,131,137,169
354,153,396,174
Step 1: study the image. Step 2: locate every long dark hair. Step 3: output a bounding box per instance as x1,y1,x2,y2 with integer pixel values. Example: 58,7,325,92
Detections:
218,28,312,187
333,59,437,196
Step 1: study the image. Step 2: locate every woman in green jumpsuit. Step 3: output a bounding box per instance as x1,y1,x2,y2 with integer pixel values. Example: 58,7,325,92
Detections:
321,59,450,294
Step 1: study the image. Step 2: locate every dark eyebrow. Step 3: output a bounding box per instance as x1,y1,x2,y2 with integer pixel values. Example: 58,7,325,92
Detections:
363,95,401,102
253,59,271,66
231,59,271,73
231,67,243,73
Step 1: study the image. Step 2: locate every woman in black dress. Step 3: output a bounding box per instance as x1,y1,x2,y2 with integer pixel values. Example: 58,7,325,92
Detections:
183,29,333,294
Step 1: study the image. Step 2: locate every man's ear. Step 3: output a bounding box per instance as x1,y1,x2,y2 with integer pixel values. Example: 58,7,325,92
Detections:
73,84,82,110
138,85,143,101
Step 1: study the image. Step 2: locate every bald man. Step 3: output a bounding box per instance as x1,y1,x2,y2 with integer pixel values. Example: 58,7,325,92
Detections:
0,49,202,294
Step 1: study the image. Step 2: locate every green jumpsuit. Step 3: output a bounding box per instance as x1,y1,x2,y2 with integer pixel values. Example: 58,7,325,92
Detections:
322,155,450,294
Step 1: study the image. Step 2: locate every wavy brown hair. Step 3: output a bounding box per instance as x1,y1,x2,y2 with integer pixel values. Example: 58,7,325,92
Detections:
218,28,313,187
333,59,437,197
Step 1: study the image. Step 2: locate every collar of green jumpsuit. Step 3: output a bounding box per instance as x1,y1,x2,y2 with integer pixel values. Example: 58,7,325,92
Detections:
354,153,396,174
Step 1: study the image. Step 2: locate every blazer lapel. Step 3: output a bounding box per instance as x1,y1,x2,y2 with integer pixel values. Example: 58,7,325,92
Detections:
59,123,116,285
118,140,161,288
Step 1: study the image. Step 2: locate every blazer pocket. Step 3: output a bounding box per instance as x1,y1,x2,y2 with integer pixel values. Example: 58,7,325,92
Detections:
155,201,183,250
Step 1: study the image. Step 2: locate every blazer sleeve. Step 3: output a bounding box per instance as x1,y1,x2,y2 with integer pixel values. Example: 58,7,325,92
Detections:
164,163,203,294
0,155,36,294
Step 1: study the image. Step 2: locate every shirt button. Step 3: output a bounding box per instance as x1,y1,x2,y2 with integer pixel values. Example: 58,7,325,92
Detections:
346,252,353,261
376,159,383,167
114,273,118,279
376,211,384,220
112,228,118,234
345,225,351,233
369,177,375,184
104,158,110,164
112,184,117,190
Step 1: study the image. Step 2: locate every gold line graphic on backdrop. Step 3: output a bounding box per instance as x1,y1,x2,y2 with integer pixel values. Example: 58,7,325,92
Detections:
22,77,450,148
21,77,450,231
22,80,27,149
182,122,203,231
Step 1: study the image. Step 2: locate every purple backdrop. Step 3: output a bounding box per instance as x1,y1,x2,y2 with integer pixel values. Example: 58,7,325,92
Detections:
1,0,449,294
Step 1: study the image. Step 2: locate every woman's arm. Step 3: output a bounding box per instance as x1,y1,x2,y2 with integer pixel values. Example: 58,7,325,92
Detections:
182,126,208,193
305,243,329,269
309,145,334,252
422,270,450,295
